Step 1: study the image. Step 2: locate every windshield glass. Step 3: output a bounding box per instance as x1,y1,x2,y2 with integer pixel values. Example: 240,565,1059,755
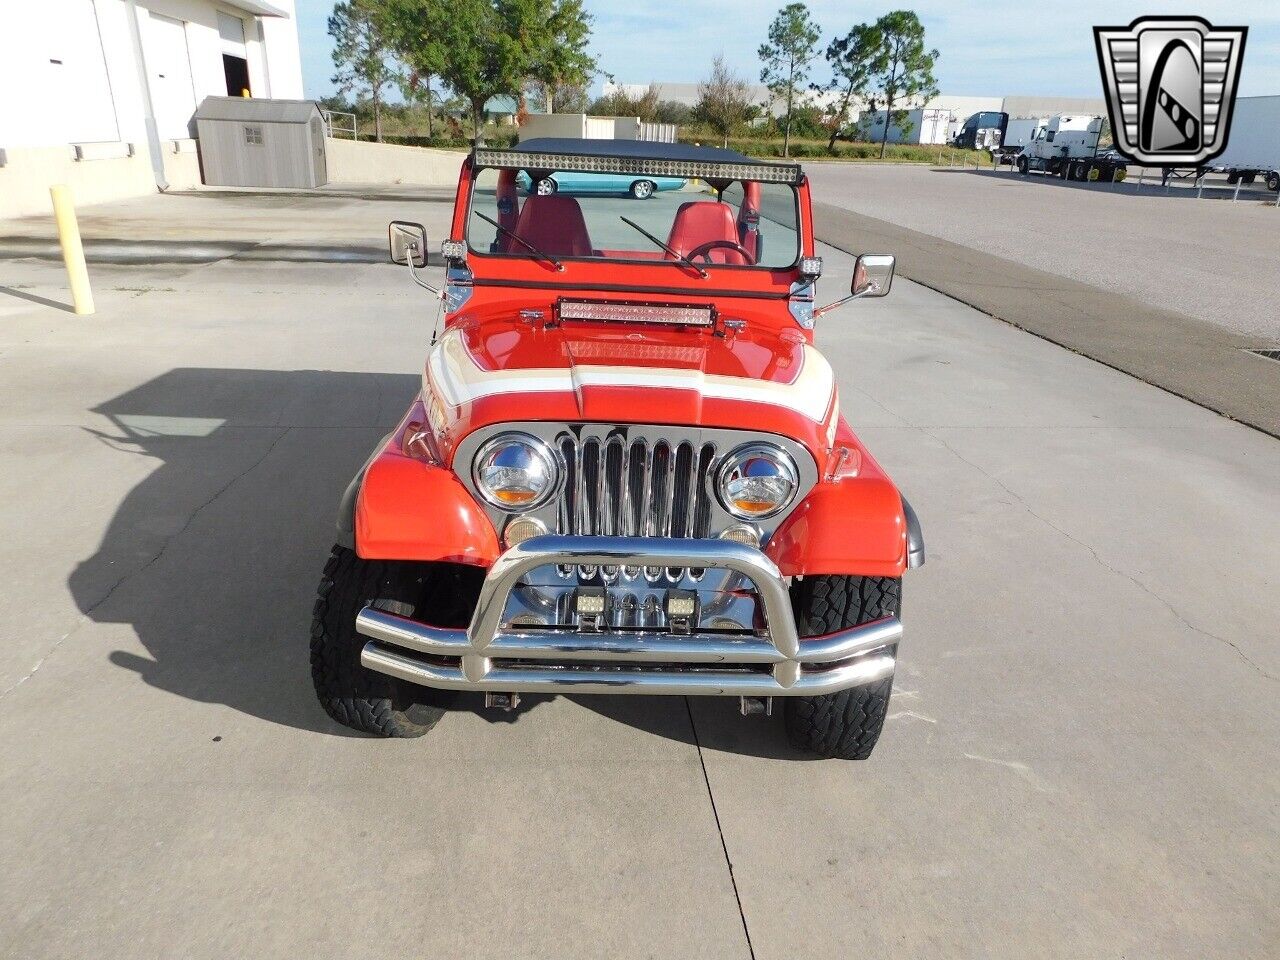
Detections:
467,167,800,270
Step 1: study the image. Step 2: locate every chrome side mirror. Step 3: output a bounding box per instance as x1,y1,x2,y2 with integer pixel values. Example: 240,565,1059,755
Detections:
814,253,895,317
852,253,894,297
388,220,439,295
389,220,427,267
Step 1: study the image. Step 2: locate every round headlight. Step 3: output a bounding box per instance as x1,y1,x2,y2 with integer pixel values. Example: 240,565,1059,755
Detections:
473,434,559,510
716,444,798,519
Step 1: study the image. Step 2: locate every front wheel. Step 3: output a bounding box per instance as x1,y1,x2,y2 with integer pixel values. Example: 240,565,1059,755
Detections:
533,177,557,196
311,546,480,737
1267,170,1280,192
1016,155,1029,175
630,179,655,199
784,575,900,760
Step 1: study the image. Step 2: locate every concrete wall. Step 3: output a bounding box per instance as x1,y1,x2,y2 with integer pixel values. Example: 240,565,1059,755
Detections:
518,113,590,140
324,139,465,187
0,141,200,220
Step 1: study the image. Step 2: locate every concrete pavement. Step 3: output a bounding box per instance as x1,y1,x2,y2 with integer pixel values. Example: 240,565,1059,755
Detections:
0,188,1276,958
806,166,1280,439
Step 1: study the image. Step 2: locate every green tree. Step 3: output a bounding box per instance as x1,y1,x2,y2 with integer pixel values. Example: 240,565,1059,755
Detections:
590,82,659,120
399,70,436,137
865,10,938,159
758,3,820,157
696,54,752,147
381,0,540,141
818,22,880,153
329,0,400,142
527,0,596,113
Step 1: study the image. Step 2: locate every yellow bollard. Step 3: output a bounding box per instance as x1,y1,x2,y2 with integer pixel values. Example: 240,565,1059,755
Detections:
50,185,94,316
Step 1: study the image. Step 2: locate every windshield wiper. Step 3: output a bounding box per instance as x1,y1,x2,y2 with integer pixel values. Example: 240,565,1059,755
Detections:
473,210,563,271
619,216,708,279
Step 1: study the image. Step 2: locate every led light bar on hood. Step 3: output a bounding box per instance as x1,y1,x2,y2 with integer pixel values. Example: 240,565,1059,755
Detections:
557,299,715,327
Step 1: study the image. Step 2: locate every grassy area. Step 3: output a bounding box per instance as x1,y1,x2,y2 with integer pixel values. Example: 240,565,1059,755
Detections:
330,105,985,164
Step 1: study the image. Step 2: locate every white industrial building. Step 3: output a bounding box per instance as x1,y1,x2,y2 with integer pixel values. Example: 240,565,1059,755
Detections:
0,0,304,218
605,80,1108,147
857,95,1108,146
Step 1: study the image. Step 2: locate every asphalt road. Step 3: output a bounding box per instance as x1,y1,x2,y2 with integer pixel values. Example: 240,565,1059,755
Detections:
0,187,1276,959
804,163,1280,342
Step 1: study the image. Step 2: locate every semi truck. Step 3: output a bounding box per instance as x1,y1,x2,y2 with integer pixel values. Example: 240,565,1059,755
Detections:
1015,115,1127,182
993,116,1045,163
1208,95,1280,192
952,111,1007,150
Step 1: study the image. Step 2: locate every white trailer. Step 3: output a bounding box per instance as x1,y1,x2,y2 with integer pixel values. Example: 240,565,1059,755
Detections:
1015,115,1127,181
994,116,1046,162
1208,95,1280,191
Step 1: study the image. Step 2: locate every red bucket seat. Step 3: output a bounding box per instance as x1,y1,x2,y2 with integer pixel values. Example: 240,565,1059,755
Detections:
509,195,594,257
665,201,749,265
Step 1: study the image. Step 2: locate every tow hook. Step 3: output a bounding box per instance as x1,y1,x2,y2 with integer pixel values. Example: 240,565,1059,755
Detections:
739,696,773,717
485,692,521,711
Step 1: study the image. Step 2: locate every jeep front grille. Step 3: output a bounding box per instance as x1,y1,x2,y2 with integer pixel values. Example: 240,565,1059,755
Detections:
556,434,716,582
557,434,716,539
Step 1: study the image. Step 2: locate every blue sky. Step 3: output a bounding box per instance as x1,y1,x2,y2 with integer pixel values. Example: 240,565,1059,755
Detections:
295,1,1279,102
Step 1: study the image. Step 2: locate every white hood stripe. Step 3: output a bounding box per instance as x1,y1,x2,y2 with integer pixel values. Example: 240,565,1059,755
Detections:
428,329,835,422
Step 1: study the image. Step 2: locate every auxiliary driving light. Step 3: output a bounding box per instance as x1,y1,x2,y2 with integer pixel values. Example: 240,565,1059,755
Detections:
798,256,823,278
574,587,607,616
719,524,761,549
665,590,697,620
503,515,546,548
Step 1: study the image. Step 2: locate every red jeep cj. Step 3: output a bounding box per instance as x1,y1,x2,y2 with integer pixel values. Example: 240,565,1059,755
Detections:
312,139,924,759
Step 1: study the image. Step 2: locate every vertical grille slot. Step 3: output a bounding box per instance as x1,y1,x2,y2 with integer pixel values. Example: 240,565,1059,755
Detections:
558,431,716,579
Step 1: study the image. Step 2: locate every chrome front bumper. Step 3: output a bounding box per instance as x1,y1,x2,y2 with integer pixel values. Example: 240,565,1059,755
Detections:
358,535,899,696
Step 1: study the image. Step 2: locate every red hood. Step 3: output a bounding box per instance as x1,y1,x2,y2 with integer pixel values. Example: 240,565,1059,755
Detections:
423,317,838,465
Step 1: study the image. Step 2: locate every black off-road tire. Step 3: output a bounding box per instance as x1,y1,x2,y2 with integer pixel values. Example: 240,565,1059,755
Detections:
784,575,901,760
311,545,478,737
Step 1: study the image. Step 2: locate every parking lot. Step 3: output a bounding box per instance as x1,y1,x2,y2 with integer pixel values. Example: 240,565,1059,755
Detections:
806,162,1280,341
1,181,1278,958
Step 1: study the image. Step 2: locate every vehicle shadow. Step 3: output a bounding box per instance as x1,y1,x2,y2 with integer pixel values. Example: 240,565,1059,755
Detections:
68,366,817,755
69,367,428,737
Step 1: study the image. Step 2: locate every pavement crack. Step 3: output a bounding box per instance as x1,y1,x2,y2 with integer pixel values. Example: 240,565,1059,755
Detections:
922,428,1278,683
684,698,756,960
0,427,292,704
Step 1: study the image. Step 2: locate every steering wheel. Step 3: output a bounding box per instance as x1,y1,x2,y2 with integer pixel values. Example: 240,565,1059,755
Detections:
685,239,755,265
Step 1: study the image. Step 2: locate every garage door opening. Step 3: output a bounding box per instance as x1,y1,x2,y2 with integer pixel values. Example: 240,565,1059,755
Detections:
223,54,250,97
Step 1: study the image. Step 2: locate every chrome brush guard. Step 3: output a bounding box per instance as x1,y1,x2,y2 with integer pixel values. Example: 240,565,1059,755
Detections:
358,535,899,696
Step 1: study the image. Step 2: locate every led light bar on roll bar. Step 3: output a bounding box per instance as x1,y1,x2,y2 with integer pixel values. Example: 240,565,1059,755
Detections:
557,299,716,327
474,149,803,185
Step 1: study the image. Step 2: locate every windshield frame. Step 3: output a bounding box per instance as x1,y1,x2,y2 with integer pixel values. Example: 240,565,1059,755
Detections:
464,164,805,274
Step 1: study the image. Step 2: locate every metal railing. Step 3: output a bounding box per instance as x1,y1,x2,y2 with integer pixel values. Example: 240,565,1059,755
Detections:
321,110,357,140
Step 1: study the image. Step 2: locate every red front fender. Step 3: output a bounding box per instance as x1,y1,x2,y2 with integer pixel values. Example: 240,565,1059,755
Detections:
766,473,909,578
353,426,500,566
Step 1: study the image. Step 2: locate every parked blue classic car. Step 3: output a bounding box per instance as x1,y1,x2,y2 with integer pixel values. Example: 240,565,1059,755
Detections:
515,169,687,199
